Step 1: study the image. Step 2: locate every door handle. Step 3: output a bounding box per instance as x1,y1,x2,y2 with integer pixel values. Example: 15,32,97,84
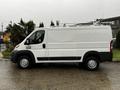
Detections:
42,44,46,49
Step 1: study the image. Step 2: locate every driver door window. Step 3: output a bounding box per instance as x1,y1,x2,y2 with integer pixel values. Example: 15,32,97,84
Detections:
29,30,45,44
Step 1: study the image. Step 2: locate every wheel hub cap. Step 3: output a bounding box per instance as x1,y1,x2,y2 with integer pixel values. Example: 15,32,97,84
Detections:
88,60,97,69
20,59,29,68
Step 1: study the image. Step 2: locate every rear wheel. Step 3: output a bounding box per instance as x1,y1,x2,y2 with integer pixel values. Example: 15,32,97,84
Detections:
84,57,99,71
17,56,32,69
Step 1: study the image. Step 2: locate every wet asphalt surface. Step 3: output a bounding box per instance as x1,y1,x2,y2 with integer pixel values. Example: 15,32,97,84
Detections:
0,60,120,90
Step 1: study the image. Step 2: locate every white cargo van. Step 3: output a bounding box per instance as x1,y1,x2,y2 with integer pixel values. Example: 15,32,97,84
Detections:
11,25,113,70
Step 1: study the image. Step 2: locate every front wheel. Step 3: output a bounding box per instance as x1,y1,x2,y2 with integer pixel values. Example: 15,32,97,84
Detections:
17,56,32,69
84,57,99,71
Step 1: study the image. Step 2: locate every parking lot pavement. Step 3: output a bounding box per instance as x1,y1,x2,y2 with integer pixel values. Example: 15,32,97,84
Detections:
0,60,120,90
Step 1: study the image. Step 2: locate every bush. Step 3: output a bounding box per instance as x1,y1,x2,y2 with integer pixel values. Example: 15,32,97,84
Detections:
116,31,120,49
2,44,14,59
2,50,11,58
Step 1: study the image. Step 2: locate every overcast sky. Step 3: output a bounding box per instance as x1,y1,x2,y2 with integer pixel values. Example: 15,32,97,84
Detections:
0,0,120,29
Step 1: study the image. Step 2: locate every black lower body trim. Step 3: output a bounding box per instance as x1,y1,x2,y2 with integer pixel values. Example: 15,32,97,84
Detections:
37,57,81,61
99,52,112,62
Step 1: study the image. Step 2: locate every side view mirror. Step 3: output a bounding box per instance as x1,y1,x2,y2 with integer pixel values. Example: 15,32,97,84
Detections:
24,38,30,45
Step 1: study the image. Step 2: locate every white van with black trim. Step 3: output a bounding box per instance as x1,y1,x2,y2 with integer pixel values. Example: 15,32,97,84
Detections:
11,25,112,70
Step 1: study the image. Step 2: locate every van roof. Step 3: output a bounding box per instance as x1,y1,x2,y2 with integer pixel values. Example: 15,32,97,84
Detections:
35,25,111,31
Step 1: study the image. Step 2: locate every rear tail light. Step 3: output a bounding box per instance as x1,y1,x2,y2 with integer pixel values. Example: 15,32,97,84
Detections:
110,40,113,52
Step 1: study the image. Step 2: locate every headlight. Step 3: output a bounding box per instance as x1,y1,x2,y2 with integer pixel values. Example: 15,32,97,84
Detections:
15,45,20,48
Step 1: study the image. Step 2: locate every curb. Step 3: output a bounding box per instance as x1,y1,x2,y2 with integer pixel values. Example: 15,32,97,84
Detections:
112,58,120,62
0,58,9,61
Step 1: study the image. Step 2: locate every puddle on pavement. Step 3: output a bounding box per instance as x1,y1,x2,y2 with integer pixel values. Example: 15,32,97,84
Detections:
0,61,112,90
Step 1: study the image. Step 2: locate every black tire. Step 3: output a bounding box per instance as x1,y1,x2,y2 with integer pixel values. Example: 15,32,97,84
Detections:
17,56,32,69
83,57,99,71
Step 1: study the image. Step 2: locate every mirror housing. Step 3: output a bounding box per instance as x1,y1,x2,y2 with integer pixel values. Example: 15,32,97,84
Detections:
24,38,30,45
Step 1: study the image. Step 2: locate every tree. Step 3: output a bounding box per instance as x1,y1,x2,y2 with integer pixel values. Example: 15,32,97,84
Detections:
26,20,35,35
50,21,55,27
6,19,35,46
39,22,44,28
9,23,24,45
18,19,35,37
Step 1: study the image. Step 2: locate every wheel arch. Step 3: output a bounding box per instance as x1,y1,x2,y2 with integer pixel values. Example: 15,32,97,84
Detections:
16,50,35,64
83,51,101,62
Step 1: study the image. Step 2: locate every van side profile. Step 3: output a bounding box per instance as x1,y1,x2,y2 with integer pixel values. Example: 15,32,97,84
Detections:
11,25,113,70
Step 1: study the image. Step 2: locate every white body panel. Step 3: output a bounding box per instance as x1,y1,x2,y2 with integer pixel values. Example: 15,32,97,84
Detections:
14,25,112,63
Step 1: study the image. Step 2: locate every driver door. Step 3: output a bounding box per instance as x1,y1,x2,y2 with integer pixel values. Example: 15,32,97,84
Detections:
25,30,47,62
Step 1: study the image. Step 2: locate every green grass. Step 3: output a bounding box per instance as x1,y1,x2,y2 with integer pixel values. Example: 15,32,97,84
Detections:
113,49,120,61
